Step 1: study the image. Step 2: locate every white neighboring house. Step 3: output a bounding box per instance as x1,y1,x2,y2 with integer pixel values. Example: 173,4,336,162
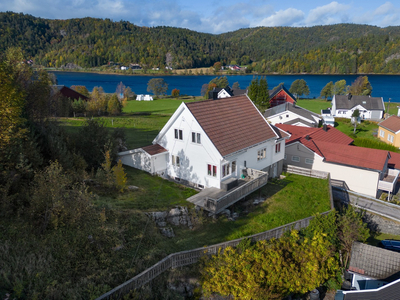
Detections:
120,95,290,190
276,124,399,198
136,94,153,101
264,102,322,127
332,94,385,120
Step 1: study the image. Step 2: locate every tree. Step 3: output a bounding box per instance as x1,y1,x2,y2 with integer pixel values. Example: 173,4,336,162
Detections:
232,81,240,89
115,81,126,99
147,78,168,97
272,82,285,91
209,76,229,88
107,94,122,115
171,88,180,98
289,79,310,99
201,230,339,299
123,86,135,100
349,76,372,96
248,76,270,110
320,81,334,100
71,98,86,117
71,85,90,98
332,80,348,95
351,109,360,134
337,206,369,268
213,61,222,72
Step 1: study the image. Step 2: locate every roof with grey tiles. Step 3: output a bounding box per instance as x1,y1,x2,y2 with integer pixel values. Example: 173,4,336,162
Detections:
349,242,400,280
264,102,321,124
334,95,384,111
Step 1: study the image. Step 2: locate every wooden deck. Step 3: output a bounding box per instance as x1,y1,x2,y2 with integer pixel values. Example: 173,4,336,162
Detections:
187,170,269,214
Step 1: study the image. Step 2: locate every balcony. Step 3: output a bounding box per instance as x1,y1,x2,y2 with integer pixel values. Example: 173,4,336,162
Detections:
378,169,400,193
186,168,268,214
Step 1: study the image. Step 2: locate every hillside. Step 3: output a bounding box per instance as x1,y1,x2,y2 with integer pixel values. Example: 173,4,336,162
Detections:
2,12,400,73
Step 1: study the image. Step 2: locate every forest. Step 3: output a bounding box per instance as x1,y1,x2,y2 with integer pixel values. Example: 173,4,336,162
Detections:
2,12,400,73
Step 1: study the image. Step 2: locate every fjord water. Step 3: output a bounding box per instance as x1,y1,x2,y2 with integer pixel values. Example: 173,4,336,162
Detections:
52,72,400,102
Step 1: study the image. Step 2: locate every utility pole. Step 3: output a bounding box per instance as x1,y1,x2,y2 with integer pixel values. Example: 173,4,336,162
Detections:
387,98,391,118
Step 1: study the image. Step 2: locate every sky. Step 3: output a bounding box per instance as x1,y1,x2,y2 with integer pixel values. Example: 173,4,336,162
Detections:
1,0,400,34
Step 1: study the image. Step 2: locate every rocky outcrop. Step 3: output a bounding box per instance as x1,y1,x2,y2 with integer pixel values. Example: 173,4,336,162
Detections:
147,206,194,238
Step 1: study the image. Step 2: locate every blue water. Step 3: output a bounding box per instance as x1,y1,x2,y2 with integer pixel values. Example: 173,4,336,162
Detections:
51,72,400,102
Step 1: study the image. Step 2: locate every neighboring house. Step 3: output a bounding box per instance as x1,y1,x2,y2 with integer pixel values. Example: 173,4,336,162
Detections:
119,95,290,213
264,102,322,127
336,242,400,300
50,85,89,101
269,85,297,107
208,86,246,100
378,115,400,148
136,94,153,101
332,94,385,120
50,85,89,117
276,124,399,198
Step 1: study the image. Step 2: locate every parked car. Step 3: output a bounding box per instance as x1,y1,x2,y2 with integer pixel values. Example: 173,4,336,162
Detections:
379,240,400,252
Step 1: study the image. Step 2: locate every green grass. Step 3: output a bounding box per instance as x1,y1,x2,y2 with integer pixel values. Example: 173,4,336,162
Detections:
367,232,400,247
296,98,331,114
98,171,331,253
95,166,197,211
334,118,378,139
123,97,199,115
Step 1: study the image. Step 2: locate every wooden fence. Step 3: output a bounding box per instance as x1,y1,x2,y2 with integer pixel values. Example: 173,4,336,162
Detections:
283,165,329,179
206,172,269,214
95,211,331,300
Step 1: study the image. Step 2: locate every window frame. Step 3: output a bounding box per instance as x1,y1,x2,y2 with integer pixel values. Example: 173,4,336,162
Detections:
175,129,183,140
275,143,281,153
172,155,180,167
380,130,385,138
191,131,201,144
291,156,300,162
257,148,266,161
305,158,314,165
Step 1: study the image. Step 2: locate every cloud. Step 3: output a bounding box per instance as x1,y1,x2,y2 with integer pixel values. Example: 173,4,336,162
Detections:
258,8,305,27
374,2,395,16
305,1,350,25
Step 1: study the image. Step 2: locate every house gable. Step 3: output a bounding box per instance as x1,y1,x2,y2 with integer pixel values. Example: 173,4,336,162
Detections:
269,85,296,107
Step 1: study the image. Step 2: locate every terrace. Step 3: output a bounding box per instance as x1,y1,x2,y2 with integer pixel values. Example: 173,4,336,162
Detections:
187,168,268,214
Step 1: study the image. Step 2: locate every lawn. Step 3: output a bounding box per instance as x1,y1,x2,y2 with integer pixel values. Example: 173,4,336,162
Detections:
123,97,199,115
367,232,400,247
296,98,331,114
98,170,332,253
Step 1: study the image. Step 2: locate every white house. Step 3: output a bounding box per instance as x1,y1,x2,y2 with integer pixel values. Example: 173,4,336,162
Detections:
120,95,289,190
332,94,385,120
136,94,153,101
264,102,322,127
276,124,399,198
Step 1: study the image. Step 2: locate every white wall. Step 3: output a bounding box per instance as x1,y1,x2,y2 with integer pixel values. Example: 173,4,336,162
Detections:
155,106,223,188
119,150,152,173
154,104,284,188
313,156,380,197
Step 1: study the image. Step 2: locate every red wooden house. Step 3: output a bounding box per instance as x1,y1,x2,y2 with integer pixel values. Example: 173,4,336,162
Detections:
269,85,296,107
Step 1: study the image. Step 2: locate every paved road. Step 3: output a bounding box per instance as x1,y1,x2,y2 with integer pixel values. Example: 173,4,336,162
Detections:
333,188,400,222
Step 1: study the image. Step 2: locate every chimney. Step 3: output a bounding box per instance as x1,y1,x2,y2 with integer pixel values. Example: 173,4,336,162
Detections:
305,135,310,140
323,124,327,131
348,93,352,100
212,88,218,100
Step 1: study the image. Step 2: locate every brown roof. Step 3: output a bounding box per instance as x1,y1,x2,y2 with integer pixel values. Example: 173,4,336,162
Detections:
51,85,89,100
389,151,400,169
142,144,168,155
379,115,400,133
315,141,389,171
275,124,354,154
185,95,277,156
